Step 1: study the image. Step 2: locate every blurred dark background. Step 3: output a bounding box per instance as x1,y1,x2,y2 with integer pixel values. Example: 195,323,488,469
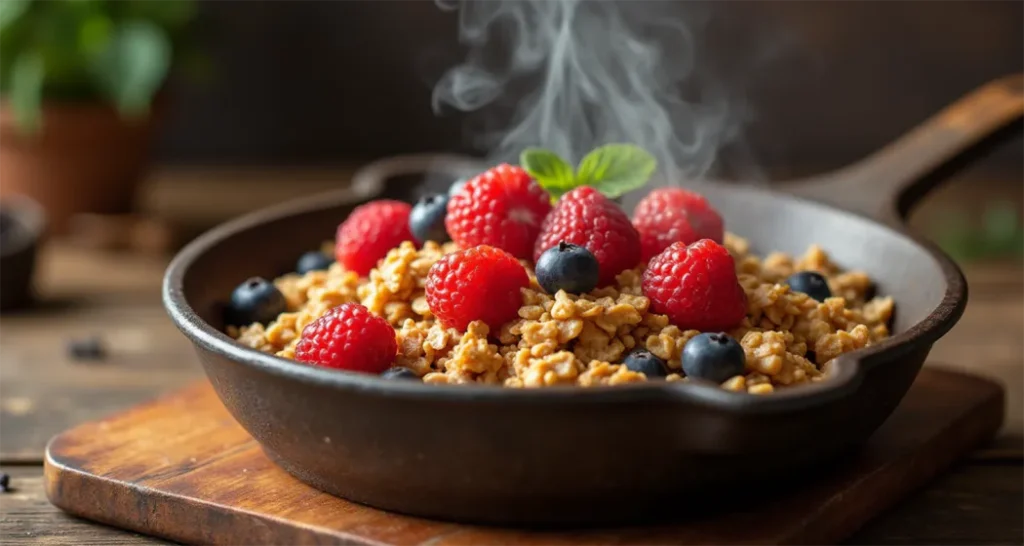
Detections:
156,0,1024,179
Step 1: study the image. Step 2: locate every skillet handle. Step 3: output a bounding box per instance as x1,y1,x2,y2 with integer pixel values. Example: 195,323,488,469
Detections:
351,153,487,203
784,74,1023,225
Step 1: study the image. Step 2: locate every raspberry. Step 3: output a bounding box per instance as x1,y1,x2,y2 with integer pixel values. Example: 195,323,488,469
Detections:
633,188,724,262
445,164,552,259
642,239,746,331
294,303,398,373
335,200,414,276
533,186,641,286
425,245,530,331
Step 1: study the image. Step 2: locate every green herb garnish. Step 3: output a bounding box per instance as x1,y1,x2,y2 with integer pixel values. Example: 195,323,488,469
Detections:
521,144,657,202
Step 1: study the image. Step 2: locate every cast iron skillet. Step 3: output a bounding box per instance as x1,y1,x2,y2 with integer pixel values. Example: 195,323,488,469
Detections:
163,75,1022,526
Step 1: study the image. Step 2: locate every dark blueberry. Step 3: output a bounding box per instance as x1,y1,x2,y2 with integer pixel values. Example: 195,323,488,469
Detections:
0,472,8,492
448,177,469,197
409,193,450,244
681,332,746,384
785,271,832,302
67,336,106,361
226,277,287,327
296,251,334,274
535,242,600,295
380,367,420,380
622,349,668,378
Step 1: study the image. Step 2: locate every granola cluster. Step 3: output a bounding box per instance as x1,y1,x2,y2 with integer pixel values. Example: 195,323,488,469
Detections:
231,235,893,393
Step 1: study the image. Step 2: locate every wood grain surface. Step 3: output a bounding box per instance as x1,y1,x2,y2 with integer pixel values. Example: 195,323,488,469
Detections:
0,168,1020,544
41,369,1003,546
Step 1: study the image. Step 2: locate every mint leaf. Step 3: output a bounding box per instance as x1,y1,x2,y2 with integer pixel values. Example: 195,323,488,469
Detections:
520,147,576,200
9,50,44,134
576,144,657,198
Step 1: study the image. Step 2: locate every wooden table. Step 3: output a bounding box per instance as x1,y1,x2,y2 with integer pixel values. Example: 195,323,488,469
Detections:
1,169,1021,545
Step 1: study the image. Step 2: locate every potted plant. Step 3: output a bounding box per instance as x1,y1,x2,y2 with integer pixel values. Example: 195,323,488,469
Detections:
0,0,202,234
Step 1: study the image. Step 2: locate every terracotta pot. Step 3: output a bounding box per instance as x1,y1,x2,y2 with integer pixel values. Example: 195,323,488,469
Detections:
0,100,163,235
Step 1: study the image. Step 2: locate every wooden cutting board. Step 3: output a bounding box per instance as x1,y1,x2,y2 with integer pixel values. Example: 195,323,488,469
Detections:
43,367,1003,546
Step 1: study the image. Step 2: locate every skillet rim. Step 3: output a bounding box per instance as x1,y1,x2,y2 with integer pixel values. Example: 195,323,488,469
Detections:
162,181,967,414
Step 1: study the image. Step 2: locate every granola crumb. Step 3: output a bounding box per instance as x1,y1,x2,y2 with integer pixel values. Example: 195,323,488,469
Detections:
229,233,892,392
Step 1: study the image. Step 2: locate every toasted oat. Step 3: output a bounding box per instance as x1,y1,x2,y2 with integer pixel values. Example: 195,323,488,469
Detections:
229,233,892,392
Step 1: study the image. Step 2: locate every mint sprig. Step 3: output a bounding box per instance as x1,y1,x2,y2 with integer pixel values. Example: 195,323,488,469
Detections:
520,144,656,201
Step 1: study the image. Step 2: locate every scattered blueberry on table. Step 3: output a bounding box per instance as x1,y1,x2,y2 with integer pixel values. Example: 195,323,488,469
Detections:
0,472,9,493
535,242,600,295
786,271,832,302
409,193,450,244
622,349,668,378
296,251,334,275
67,336,106,362
682,332,746,384
380,367,420,380
226,277,287,327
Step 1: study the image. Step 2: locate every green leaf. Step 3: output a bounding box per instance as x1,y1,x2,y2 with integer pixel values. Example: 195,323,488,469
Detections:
9,49,44,133
0,0,30,33
520,147,576,200
575,143,657,199
90,20,170,116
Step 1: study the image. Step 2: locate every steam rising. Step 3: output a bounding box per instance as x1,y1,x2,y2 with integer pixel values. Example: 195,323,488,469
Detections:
433,0,743,184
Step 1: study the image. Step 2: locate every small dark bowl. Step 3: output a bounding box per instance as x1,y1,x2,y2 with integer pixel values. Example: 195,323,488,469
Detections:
163,76,1021,525
0,196,46,311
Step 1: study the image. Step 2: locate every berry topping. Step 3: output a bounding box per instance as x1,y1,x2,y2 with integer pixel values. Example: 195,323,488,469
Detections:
381,366,420,380
335,200,414,276
294,303,397,373
226,277,288,327
622,349,668,378
445,164,552,259
409,193,450,244
681,332,746,384
425,245,530,331
533,186,641,286
633,188,724,261
534,241,600,295
642,239,747,331
66,336,106,362
296,251,334,274
449,177,469,197
786,271,832,302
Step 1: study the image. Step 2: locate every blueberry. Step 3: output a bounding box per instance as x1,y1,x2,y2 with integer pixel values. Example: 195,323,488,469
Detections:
67,336,106,362
786,271,832,302
535,242,600,295
0,473,8,493
409,193,450,244
622,349,668,378
449,177,469,197
381,367,420,380
226,277,287,327
681,332,745,384
296,251,334,274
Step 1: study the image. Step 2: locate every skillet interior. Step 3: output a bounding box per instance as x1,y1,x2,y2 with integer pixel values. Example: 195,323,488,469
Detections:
165,180,957,525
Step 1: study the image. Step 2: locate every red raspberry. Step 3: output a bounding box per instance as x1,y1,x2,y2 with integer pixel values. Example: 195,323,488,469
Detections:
642,239,746,331
533,186,641,286
294,303,398,373
335,200,414,276
445,164,552,259
633,188,724,262
425,245,530,331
